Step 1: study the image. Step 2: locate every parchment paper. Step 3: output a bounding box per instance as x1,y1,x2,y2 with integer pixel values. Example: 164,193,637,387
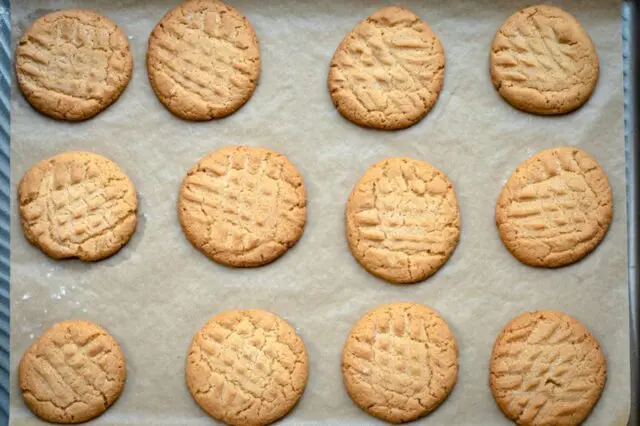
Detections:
9,0,630,424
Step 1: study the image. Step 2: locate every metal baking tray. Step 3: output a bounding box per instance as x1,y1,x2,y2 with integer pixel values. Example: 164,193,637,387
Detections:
623,2,639,425
0,0,637,425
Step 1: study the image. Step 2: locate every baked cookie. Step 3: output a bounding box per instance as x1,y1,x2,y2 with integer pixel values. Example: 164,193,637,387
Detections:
186,309,308,426
490,5,599,115
328,6,445,130
346,157,460,284
18,151,137,261
496,147,612,267
19,320,126,423
15,9,133,121
147,0,260,120
342,303,458,423
179,146,307,267
490,311,606,426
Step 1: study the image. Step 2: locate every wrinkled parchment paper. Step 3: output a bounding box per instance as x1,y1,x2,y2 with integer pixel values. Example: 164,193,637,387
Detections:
9,0,629,424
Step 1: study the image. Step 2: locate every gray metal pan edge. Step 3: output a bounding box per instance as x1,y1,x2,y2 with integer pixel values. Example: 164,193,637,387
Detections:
0,2,636,426
0,0,9,424
624,2,639,426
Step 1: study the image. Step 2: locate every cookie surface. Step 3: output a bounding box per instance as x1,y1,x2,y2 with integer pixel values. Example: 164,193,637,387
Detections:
186,309,308,426
19,320,126,423
490,5,599,115
346,157,460,284
15,9,133,121
147,0,260,120
496,147,612,267
18,151,137,261
179,146,307,267
329,6,445,130
490,311,606,426
342,303,458,423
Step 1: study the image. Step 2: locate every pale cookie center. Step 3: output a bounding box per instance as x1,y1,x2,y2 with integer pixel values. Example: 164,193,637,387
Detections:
181,152,304,255
351,164,458,280
346,312,455,412
150,7,257,108
492,318,604,424
504,171,605,258
493,11,594,92
21,161,134,249
332,19,442,116
193,318,303,415
23,334,118,411
18,17,126,101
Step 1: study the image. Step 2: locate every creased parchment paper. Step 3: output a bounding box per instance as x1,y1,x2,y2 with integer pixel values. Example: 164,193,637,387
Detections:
9,0,629,424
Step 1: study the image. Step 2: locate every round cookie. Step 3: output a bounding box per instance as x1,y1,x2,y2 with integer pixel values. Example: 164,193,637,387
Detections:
18,151,137,261
15,9,133,121
147,0,260,120
19,320,126,423
179,146,307,267
496,147,612,267
185,309,308,426
328,6,445,130
346,157,460,284
490,5,599,115
342,303,458,423
490,311,606,426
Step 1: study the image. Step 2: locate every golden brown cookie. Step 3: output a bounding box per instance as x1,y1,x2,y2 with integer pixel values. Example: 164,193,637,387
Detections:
18,151,137,261
19,320,126,423
328,6,445,130
490,5,599,115
496,147,612,267
342,303,458,423
147,0,260,120
178,146,306,267
15,9,133,121
490,311,606,426
346,157,460,284
185,309,308,426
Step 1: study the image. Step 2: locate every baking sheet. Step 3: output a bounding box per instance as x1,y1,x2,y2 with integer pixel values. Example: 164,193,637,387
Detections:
8,0,630,424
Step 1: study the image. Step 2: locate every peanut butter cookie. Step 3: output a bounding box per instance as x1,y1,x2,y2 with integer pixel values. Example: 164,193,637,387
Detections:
179,146,307,267
346,157,460,283
19,320,126,423
147,0,260,120
490,5,599,115
329,6,445,129
15,9,133,120
490,311,606,426
342,303,458,423
18,151,137,261
186,309,308,426
496,147,612,267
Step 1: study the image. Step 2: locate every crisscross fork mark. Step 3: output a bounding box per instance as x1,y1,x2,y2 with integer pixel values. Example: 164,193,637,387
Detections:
27,336,115,410
182,150,303,251
18,14,128,100
346,307,456,411
491,314,605,424
191,316,303,412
